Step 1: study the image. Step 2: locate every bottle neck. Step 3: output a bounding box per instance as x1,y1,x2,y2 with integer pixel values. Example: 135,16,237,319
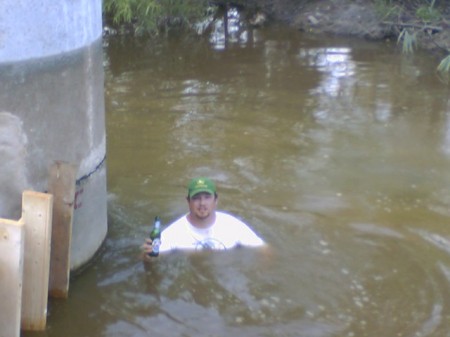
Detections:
154,216,161,229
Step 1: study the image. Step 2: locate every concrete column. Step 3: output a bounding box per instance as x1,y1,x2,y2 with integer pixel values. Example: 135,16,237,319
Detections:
0,0,107,270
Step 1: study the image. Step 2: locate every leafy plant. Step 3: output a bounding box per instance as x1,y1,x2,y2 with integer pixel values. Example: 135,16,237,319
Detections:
374,0,402,21
437,54,450,73
397,29,417,54
104,0,136,24
416,0,441,23
103,0,211,35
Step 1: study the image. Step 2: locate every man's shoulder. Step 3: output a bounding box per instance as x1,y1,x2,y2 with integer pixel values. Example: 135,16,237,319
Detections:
216,210,240,220
163,214,188,233
215,211,265,246
215,211,247,227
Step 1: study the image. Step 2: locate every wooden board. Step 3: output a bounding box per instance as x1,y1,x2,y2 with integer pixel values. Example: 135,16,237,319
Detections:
48,161,76,298
0,218,25,337
21,191,53,331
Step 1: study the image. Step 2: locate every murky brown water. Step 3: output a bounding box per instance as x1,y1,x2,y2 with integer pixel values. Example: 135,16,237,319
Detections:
29,25,450,337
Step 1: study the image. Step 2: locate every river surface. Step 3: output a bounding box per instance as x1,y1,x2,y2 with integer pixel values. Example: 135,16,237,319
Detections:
28,25,450,337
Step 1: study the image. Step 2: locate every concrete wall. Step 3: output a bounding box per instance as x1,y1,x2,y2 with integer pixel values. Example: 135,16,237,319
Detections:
0,0,107,270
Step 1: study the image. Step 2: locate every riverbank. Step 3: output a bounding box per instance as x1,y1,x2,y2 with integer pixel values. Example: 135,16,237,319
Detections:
272,0,450,58
102,0,450,60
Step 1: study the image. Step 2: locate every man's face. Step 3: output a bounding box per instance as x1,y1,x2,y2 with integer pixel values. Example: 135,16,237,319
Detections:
188,192,217,220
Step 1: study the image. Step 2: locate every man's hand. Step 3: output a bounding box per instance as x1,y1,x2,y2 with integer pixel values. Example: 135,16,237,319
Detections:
141,238,154,260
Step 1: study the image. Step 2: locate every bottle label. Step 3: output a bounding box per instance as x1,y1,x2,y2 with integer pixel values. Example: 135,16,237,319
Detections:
152,238,161,253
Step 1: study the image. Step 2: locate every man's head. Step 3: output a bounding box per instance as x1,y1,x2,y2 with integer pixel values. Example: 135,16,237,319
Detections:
187,177,217,199
186,177,218,224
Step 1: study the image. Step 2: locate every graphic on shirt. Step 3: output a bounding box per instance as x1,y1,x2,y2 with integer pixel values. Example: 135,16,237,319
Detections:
194,238,227,251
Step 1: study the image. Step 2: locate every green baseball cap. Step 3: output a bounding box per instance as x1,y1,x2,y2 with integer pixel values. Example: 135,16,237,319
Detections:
188,177,216,198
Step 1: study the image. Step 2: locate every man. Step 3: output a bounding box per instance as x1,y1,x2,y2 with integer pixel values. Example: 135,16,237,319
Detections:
142,177,265,256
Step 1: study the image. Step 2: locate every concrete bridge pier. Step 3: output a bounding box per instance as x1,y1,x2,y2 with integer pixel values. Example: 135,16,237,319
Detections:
0,0,107,270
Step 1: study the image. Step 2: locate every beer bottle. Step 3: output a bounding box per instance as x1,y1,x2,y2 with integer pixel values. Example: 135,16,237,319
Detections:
149,216,161,257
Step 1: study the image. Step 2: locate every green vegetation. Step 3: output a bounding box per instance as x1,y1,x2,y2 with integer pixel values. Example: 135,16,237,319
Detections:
397,29,417,54
375,0,449,75
438,55,450,73
416,0,441,23
374,0,402,21
103,0,210,35
375,0,442,23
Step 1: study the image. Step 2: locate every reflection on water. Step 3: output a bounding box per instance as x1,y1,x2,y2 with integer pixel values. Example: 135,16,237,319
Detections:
29,26,450,337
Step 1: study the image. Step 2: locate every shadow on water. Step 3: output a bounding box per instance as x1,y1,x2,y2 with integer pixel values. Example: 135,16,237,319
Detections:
26,24,450,337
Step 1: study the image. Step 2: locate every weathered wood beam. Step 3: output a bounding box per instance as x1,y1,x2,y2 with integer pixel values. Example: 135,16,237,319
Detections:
21,191,53,331
0,217,25,337
48,161,77,298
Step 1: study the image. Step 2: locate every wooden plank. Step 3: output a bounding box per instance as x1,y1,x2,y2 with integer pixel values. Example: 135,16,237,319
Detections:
0,218,25,337
21,190,53,331
48,161,76,298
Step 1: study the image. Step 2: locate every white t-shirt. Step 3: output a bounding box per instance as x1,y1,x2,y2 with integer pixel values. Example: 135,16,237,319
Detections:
159,211,265,253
